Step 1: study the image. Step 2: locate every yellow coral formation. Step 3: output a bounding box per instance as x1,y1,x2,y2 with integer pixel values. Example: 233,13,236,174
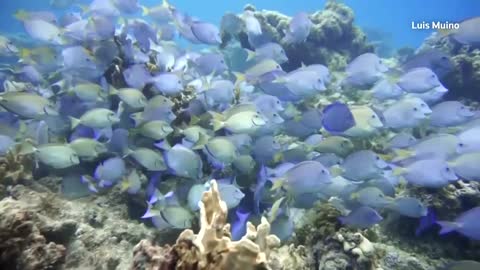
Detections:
181,179,281,270
132,179,281,270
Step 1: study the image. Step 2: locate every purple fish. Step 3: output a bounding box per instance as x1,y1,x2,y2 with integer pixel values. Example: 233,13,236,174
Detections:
402,49,453,78
338,206,383,229
282,12,312,44
300,109,324,130
193,53,227,76
190,22,221,45
322,102,355,133
123,64,151,89
231,209,251,241
437,206,480,240
114,0,141,14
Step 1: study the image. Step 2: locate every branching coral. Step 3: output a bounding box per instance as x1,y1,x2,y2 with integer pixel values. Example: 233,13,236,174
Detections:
131,180,281,270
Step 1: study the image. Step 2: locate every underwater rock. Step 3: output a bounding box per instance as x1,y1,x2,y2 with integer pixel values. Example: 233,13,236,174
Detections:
0,146,33,187
1,183,159,269
223,0,373,72
0,195,66,270
417,33,480,101
131,180,308,270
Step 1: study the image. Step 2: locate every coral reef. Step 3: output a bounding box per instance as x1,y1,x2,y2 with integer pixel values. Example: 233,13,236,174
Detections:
0,145,33,186
0,182,159,269
226,0,374,72
0,196,66,270
131,180,299,270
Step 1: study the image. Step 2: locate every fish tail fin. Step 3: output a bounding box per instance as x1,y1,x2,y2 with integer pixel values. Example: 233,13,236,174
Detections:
69,116,81,130
436,221,461,235
233,72,245,86
122,148,134,158
245,49,256,62
392,167,407,176
13,9,28,21
18,139,37,155
393,149,414,161
192,133,208,150
108,85,118,96
141,6,149,16
210,112,225,132
154,140,172,151
349,192,359,200
189,115,201,125
415,208,436,236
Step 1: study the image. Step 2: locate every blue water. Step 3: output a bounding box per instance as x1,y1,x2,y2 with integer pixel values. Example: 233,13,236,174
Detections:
1,0,479,49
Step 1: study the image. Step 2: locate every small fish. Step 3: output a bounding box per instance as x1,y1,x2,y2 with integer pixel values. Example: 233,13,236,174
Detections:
187,183,209,211
163,143,203,179
370,79,403,101
109,87,147,109
387,132,417,149
450,152,480,181
93,157,126,187
402,49,454,78
341,150,388,182
272,160,332,196
120,169,145,195
217,182,245,209
69,138,107,161
20,141,79,169
252,135,282,164
220,12,244,35
393,159,458,188
150,73,183,96
442,17,480,45
322,102,356,134
190,21,222,45
343,53,388,87
457,127,480,154
241,10,262,36
338,206,383,229
350,187,391,208
210,109,266,134
343,105,383,138
0,92,56,120
383,97,432,129
437,206,480,240
385,197,427,218
161,206,194,229
430,101,475,127
192,53,227,76
124,147,166,171
394,134,458,161
203,137,237,169
123,64,151,89
233,154,256,175
70,108,120,130
133,120,173,140
397,67,443,93
313,136,354,157
246,42,288,63
282,12,312,44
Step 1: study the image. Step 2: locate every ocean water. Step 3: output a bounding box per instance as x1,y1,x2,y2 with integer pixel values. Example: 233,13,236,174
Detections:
0,0,480,269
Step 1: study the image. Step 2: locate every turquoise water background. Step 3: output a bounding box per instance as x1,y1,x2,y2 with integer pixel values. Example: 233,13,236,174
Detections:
0,0,479,49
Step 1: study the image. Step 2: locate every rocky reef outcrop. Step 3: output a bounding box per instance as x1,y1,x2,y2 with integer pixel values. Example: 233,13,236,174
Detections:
224,0,374,72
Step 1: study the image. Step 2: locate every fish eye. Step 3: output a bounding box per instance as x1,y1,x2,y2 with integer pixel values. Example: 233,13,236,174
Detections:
321,169,326,174
220,60,224,63
461,106,465,109
431,74,436,78
413,107,418,111
441,56,448,60
273,113,277,117
445,167,450,172
317,78,322,82
371,114,376,119
276,65,280,69
376,156,380,160
379,60,382,64
177,80,181,84
459,143,464,147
